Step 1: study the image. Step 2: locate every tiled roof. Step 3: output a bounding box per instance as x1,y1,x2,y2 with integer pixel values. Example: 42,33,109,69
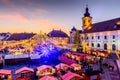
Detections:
83,17,120,33
7,33,36,41
48,30,68,37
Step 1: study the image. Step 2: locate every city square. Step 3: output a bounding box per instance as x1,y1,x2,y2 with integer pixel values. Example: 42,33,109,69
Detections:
0,0,120,80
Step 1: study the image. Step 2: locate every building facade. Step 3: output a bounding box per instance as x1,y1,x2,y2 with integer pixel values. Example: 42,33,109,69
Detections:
70,6,120,57
48,29,69,46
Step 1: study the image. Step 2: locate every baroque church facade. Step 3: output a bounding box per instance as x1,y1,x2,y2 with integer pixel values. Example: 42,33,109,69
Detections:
70,6,120,56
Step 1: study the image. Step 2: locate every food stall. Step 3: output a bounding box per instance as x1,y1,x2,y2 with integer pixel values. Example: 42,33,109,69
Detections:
15,67,34,80
36,65,55,77
0,69,12,80
55,63,70,71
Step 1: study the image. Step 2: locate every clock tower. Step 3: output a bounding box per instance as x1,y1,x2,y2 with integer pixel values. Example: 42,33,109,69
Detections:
82,5,92,30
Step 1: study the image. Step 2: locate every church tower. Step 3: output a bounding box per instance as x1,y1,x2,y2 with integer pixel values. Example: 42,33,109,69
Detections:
82,5,92,30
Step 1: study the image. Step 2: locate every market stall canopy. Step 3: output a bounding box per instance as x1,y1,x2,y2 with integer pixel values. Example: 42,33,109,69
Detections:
0,69,11,75
62,72,83,80
71,63,81,67
55,63,70,70
37,65,53,71
39,76,58,80
15,67,34,74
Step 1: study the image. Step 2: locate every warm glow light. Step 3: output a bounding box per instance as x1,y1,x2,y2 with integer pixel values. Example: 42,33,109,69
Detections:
117,21,120,25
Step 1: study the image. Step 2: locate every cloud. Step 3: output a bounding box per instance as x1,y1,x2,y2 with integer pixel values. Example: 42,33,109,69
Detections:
0,14,29,22
0,14,68,34
0,0,10,3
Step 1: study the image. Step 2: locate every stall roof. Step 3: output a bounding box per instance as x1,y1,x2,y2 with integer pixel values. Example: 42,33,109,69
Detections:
15,67,34,74
0,69,11,75
55,63,70,70
62,72,82,80
39,76,58,80
37,65,53,71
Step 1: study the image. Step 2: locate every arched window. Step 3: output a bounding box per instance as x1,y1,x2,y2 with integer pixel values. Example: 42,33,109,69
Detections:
104,44,107,50
97,36,100,39
91,43,94,47
97,43,100,47
112,44,116,51
113,35,115,39
92,36,94,39
104,35,107,39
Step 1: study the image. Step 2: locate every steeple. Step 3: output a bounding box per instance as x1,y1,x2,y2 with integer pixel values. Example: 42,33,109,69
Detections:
82,5,92,30
84,5,90,17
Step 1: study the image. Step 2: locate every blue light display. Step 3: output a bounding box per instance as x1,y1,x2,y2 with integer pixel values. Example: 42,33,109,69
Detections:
34,42,60,64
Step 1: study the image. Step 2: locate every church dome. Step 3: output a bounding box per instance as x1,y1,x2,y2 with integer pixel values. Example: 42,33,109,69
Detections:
48,30,68,37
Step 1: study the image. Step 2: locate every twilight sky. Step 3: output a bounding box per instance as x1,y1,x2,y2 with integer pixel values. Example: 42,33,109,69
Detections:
0,0,120,34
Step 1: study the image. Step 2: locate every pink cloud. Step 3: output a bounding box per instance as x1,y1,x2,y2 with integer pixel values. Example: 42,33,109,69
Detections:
0,14,68,34
0,0,10,3
0,14,29,22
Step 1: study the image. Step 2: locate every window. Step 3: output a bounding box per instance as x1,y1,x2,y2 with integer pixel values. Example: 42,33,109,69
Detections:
97,43,100,47
81,37,83,40
91,43,94,47
97,36,100,39
86,37,89,40
92,36,94,39
104,44,107,50
112,44,116,51
113,35,115,39
104,35,107,39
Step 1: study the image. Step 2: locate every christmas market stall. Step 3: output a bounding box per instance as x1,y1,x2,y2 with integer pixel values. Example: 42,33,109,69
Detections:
55,63,70,71
71,63,81,71
0,69,12,80
36,65,55,78
15,67,34,80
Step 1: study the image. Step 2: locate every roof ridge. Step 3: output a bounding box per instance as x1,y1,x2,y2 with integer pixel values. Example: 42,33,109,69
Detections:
93,17,120,25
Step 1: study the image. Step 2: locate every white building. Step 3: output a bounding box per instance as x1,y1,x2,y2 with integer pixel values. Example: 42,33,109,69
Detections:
70,6,120,57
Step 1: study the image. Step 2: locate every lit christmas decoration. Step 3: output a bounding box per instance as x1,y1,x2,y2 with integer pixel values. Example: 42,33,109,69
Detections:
34,42,60,64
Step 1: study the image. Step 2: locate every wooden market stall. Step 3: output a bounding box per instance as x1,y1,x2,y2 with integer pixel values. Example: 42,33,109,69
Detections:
15,67,34,80
0,69,12,80
55,63,70,71
36,65,55,78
